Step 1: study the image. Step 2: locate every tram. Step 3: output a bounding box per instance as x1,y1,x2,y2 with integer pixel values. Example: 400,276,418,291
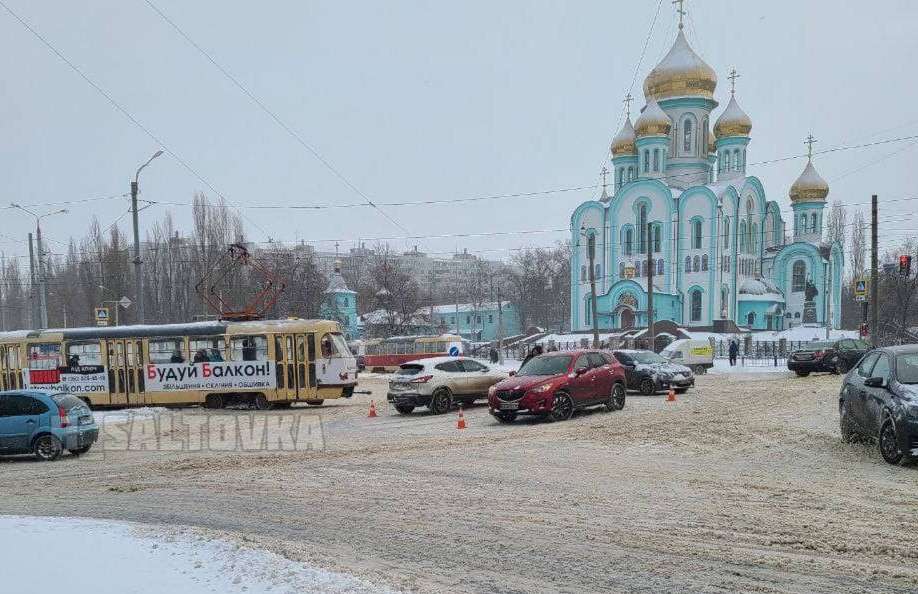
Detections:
363,334,469,373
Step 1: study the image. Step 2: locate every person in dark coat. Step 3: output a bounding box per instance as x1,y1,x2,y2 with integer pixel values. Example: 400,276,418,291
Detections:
489,347,499,364
728,339,739,367
521,344,544,368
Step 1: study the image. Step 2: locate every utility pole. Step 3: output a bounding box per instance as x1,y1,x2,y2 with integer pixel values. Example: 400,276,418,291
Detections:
496,282,504,365
27,232,37,328
132,150,164,324
870,194,879,345
586,232,600,348
647,222,655,352
36,223,48,329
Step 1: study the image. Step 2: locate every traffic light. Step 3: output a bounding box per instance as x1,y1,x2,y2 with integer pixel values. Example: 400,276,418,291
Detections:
899,255,912,276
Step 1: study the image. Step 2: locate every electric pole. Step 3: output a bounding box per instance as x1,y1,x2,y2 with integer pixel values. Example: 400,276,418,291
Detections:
36,223,48,329
132,150,164,324
586,232,600,348
647,222,655,352
870,194,879,345
496,282,504,365
27,232,37,328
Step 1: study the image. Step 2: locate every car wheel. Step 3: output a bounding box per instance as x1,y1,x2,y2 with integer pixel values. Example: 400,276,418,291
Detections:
33,435,63,461
693,365,707,375
605,382,626,411
70,445,92,456
204,394,224,409
252,394,271,410
394,404,415,415
493,411,516,424
839,400,861,443
429,388,453,415
795,370,810,377
879,417,904,465
639,377,656,396
548,392,574,422
305,399,325,406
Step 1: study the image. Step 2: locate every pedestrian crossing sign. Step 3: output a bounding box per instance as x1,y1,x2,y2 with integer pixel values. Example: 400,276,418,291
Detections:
94,307,110,326
854,278,867,303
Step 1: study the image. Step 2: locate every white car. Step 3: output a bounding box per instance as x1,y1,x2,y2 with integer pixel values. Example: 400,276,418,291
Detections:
386,356,509,414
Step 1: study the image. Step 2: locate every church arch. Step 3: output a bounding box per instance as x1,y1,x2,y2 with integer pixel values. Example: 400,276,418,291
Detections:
684,256,691,273
689,287,704,322
643,150,650,173
792,260,806,292
693,255,701,272
701,254,709,271
681,113,697,156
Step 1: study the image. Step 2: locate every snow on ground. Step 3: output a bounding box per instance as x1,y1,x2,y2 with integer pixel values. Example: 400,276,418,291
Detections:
709,359,791,374
750,325,858,342
0,516,397,594
93,406,170,425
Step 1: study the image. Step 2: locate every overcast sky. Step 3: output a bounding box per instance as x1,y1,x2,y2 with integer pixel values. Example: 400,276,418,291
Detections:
1,0,917,265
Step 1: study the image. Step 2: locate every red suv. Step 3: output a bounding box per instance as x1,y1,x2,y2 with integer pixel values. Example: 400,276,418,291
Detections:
487,350,626,423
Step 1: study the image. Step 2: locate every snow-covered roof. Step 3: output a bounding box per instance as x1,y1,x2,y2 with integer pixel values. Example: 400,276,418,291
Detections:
430,302,505,314
738,278,784,301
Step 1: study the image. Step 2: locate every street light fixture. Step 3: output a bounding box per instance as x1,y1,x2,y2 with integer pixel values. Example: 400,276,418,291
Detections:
132,149,164,324
9,204,69,329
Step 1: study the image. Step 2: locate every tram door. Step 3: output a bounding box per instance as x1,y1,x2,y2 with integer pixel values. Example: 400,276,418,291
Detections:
275,334,304,400
107,339,143,406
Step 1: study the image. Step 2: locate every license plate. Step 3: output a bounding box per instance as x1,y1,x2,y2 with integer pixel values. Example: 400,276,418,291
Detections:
500,402,519,410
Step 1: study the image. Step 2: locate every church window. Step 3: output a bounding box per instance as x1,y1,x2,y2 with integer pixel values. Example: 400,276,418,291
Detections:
751,223,758,253
580,265,587,282
811,213,819,233
721,286,729,317
792,260,806,292
653,225,662,253
639,205,648,253
684,256,691,273
619,262,625,278
747,312,756,326
733,149,741,170
723,217,730,248
690,289,703,322
624,227,634,256
683,117,694,154
739,221,747,252
725,151,732,172
643,150,650,173
616,168,623,189
627,166,635,181
653,149,660,172
701,254,709,271
702,117,709,154
657,259,664,275
693,255,701,272
692,219,703,249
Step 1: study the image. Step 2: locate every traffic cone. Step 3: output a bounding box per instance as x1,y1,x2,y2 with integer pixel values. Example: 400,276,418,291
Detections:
666,387,676,402
368,400,378,417
457,406,467,430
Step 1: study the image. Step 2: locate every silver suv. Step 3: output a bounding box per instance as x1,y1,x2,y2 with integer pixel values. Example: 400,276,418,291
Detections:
387,357,509,414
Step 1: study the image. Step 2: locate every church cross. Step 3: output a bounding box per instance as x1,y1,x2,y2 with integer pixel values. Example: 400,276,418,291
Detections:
623,93,634,118
805,134,817,160
728,68,741,96
601,166,609,190
334,241,340,258
673,0,686,30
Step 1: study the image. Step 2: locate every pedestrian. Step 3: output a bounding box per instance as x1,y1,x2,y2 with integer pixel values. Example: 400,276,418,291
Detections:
728,339,739,367
489,346,499,364
521,344,544,367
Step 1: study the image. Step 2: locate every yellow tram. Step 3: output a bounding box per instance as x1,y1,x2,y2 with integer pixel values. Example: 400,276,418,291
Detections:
0,319,358,408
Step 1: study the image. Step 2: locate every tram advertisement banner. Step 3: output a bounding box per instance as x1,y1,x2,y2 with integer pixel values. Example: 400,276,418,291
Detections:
23,365,108,395
145,361,276,392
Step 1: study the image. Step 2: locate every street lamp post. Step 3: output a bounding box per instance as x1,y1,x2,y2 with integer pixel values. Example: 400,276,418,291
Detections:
10,204,68,329
132,150,164,324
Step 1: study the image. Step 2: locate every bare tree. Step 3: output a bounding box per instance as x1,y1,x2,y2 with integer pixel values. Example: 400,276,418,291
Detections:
825,200,847,246
849,210,866,282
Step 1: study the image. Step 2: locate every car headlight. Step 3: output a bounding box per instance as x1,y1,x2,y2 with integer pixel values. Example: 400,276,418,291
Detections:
532,383,554,394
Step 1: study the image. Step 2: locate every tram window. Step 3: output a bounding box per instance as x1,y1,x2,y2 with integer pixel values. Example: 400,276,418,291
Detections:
150,338,186,364
230,336,267,361
6,346,20,369
319,333,350,358
189,337,225,363
28,344,61,370
67,342,102,367
296,336,306,362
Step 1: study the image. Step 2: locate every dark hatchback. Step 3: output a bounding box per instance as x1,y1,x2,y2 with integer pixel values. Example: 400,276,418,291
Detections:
838,345,918,465
612,350,694,395
788,338,870,376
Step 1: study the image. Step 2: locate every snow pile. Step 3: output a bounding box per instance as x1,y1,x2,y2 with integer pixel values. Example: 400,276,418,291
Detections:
709,360,791,375
93,407,171,426
751,325,857,342
0,516,397,594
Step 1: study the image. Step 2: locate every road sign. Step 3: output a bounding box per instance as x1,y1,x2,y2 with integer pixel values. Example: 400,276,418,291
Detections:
119,296,133,309
854,278,868,303
94,307,110,326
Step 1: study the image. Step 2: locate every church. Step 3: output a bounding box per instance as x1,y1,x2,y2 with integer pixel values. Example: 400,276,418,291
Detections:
570,12,843,333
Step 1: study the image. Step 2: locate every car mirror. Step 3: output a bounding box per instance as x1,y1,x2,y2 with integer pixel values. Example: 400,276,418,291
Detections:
864,376,887,388
575,367,588,375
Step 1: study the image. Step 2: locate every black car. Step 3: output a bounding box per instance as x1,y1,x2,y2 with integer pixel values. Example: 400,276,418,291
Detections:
838,345,918,465
613,349,694,395
788,338,871,376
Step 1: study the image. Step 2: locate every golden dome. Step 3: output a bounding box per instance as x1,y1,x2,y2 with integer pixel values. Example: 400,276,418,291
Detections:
634,99,672,137
610,116,637,156
789,159,829,203
714,94,752,137
643,29,717,101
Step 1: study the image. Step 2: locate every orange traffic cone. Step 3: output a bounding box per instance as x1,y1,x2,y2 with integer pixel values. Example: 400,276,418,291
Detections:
666,387,676,402
368,400,378,417
457,406,467,430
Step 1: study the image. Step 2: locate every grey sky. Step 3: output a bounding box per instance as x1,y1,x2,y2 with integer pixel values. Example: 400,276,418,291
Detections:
1,0,917,264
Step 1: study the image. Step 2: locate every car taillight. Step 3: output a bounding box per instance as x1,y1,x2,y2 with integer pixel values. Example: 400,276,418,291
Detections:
58,406,71,428
412,375,434,383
